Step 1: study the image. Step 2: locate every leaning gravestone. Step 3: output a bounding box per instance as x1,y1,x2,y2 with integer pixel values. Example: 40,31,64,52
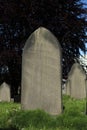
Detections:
0,82,11,102
66,63,86,99
21,27,62,115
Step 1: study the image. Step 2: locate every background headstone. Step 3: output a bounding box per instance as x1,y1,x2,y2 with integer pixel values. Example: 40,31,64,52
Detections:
21,27,62,115
62,79,67,94
0,82,11,102
66,79,71,96
14,86,21,103
67,63,86,99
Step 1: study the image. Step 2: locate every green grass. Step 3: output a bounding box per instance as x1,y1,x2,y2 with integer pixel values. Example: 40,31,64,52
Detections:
0,95,87,130
0,101,20,128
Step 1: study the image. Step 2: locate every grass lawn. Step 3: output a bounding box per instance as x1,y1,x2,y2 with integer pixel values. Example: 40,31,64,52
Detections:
0,95,87,130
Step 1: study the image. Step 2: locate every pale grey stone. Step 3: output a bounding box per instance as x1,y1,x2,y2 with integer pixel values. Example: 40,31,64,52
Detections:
0,82,11,102
11,98,14,102
66,79,71,96
62,79,67,94
21,27,62,115
18,86,21,95
66,63,86,99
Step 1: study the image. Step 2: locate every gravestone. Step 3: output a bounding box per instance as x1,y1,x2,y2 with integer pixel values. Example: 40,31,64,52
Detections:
21,27,62,115
66,79,71,96
0,82,11,102
62,79,66,94
66,63,86,99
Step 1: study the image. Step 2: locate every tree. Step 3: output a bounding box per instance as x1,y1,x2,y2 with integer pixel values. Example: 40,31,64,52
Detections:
77,55,87,73
0,0,87,96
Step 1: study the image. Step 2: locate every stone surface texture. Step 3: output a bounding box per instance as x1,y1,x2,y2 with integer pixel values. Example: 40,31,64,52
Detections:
66,63,86,99
0,82,11,102
21,27,62,115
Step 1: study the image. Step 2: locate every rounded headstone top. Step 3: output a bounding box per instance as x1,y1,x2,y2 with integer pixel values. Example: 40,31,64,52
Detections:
0,82,10,88
23,27,61,53
68,63,86,79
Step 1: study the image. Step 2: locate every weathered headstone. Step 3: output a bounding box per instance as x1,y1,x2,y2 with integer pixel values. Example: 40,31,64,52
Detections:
0,82,11,102
66,63,86,99
21,27,62,115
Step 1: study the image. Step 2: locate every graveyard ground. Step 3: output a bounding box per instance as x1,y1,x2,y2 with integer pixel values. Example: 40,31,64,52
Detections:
0,95,87,130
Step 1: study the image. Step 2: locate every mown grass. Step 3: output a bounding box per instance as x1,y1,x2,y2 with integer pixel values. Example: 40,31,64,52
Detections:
0,95,87,130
